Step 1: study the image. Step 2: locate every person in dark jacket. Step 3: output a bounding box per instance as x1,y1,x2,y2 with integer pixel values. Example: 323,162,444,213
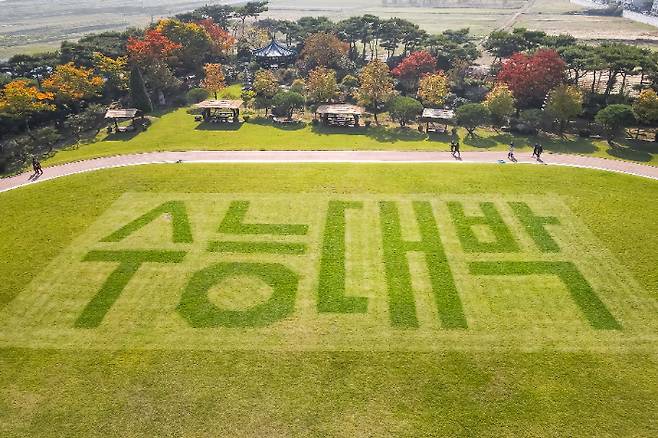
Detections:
32,156,43,175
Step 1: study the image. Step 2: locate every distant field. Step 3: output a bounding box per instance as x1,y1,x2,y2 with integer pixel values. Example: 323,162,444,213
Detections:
2,0,658,59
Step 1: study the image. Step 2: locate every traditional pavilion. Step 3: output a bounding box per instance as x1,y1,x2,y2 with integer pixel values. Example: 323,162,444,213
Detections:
252,38,297,68
315,104,365,127
104,108,143,132
194,99,243,123
420,108,455,134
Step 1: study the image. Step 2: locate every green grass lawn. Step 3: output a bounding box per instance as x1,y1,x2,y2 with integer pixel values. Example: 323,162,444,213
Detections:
0,164,657,436
44,107,658,167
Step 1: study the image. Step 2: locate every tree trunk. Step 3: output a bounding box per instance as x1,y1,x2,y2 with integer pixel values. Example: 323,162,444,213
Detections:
604,71,617,102
591,71,597,94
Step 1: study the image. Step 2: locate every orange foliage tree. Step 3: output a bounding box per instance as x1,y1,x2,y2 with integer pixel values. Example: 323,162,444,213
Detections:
42,62,104,104
0,79,55,130
197,19,236,56
355,60,396,125
201,64,226,98
126,29,182,65
155,19,211,67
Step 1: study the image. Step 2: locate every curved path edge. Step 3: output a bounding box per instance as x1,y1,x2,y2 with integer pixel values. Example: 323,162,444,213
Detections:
1,150,657,193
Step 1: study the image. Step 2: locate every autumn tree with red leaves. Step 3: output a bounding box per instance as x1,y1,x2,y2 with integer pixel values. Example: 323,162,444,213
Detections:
391,50,437,92
197,19,236,56
497,49,566,108
126,29,182,65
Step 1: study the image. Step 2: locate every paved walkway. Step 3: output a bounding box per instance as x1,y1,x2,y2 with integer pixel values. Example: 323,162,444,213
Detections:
1,150,657,193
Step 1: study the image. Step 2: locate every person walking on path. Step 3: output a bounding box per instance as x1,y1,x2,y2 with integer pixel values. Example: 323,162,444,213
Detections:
533,143,544,161
532,143,540,159
453,140,461,159
32,156,43,175
508,141,516,161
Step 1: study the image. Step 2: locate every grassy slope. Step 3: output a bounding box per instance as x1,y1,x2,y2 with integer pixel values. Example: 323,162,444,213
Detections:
45,107,658,166
0,164,657,436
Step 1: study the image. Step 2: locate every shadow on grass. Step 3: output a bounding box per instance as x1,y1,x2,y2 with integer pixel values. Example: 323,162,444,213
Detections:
463,135,497,148
607,143,653,162
150,107,180,118
427,132,452,144
489,133,515,144
101,130,143,141
249,117,307,131
194,122,244,131
310,124,429,143
540,137,597,155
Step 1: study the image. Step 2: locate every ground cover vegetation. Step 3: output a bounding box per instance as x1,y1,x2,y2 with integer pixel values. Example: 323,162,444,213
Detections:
3,3,658,172
39,107,658,166
0,163,656,435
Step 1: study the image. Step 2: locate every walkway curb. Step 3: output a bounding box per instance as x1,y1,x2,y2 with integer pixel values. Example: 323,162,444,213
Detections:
1,150,657,193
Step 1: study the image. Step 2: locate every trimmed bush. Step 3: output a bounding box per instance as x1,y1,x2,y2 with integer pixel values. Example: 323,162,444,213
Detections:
186,88,210,104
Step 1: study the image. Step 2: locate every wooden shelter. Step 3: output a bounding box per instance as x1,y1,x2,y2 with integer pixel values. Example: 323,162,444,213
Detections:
194,99,243,123
315,104,365,127
420,108,455,134
253,38,297,68
104,108,143,132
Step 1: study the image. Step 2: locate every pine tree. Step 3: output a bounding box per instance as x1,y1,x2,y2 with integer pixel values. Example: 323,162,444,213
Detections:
130,66,152,113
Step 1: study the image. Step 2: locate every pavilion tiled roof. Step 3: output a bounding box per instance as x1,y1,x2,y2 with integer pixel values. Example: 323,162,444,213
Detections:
253,39,296,58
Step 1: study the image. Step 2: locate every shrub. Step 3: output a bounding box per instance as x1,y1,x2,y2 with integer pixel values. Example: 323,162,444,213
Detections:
272,91,305,119
186,88,210,104
290,79,306,95
595,104,635,142
387,96,423,127
455,103,490,137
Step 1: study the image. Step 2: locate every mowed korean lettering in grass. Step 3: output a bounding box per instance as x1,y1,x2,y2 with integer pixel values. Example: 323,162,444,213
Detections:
1,191,654,352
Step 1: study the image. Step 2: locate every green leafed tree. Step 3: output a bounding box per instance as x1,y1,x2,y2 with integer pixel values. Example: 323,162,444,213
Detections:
129,65,153,113
595,104,635,143
633,89,658,127
545,84,583,133
253,69,279,116
484,84,516,128
455,103,490,138
387,96,423,128
272,91,305,120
